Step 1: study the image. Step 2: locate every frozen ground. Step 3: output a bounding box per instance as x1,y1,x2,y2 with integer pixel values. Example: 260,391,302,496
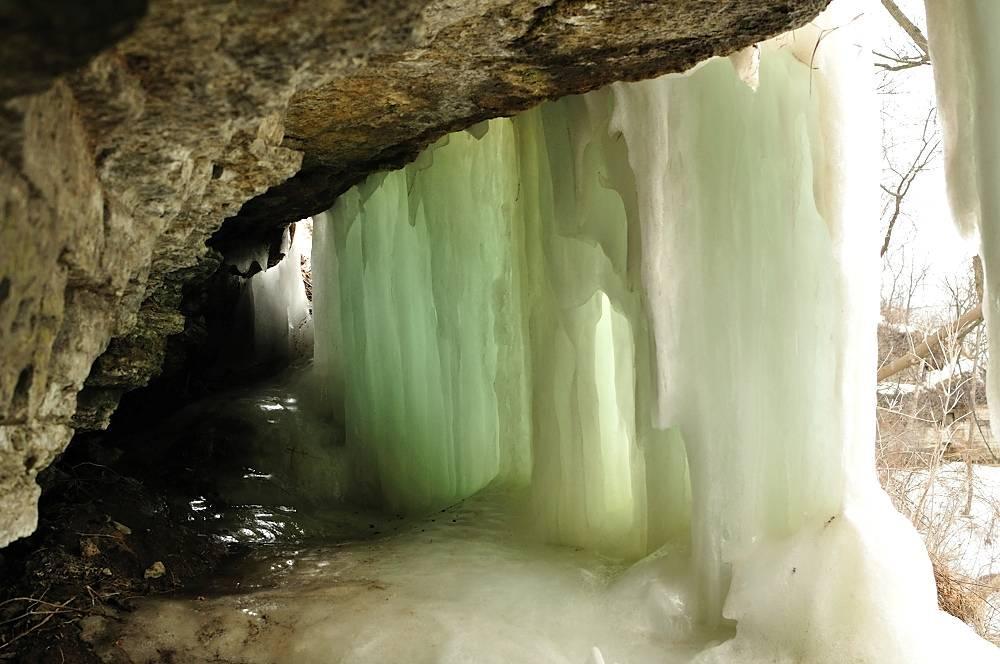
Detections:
81,490,722,664
90,370,720,662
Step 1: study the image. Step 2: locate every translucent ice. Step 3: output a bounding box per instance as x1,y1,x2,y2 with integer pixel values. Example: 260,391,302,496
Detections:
307,1,999,659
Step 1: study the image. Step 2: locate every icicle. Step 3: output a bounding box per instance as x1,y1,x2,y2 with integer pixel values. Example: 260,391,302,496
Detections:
584,646,608,664
728,45,760,91
310,210,345,422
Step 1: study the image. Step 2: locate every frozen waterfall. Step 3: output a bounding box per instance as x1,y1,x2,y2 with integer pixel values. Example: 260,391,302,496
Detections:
303,2,1000,661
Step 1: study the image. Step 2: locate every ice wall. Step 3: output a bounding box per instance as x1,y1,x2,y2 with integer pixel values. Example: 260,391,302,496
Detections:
314,106,689,555
313,2,999,659
313,132,531,513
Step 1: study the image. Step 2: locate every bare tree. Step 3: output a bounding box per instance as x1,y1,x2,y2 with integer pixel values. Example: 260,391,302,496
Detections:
876,1,942,259
882,226,932,323
942,258,982,321
880,107,942,258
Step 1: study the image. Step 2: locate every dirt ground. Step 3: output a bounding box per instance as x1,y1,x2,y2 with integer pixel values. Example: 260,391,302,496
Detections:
0,439,225,662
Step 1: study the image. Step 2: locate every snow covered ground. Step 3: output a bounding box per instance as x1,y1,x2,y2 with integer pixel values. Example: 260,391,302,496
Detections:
887,462,1000,635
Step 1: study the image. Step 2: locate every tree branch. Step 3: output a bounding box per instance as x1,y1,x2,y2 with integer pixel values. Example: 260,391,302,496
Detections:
874,56,930,72
880,0,929,56
874,0,931,71
880,107,941,257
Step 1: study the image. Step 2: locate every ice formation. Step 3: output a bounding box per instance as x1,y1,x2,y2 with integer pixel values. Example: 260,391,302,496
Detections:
305,1,999,660
926,0,1000,469
242,222,314,363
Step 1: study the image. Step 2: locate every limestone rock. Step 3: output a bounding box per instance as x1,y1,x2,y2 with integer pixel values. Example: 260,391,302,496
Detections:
0,1,146,101
144,560,166,580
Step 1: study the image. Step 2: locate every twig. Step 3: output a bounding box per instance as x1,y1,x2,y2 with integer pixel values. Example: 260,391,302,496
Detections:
807,13,863,95
0,596,77,650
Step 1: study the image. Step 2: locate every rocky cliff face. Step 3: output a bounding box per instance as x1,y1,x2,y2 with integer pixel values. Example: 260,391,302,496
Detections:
0,0,827,546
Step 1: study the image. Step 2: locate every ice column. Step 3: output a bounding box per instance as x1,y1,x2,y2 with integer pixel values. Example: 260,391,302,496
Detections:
512,96,690,556
609,20,877,621
669,6,997,661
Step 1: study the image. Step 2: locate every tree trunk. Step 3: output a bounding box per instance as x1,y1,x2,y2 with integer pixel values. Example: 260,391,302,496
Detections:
877,304,983,382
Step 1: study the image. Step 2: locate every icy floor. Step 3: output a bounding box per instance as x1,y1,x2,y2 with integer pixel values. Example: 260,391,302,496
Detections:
86,491,719,663
99,367,1000,661
83,369,732,662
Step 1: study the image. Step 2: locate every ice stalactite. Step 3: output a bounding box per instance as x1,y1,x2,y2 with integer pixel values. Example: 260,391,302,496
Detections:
312,1,999,659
